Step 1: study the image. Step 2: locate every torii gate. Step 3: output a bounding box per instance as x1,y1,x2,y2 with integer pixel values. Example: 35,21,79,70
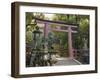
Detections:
34,17,78,59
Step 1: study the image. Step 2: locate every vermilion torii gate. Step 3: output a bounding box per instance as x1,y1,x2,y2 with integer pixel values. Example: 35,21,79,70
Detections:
34,17,78,59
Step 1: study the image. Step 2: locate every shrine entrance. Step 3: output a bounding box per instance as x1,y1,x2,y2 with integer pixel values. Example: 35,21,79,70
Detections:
34,17,78,59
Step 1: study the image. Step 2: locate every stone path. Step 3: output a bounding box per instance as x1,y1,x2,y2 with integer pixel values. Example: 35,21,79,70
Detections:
54,58,81,66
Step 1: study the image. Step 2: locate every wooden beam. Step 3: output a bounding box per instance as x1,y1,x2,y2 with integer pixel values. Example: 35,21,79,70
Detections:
36,20,78,28
49,29,77,33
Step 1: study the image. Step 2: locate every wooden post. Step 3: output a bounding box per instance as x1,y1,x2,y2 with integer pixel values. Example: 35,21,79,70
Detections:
68,27,73,58
44,23,49,53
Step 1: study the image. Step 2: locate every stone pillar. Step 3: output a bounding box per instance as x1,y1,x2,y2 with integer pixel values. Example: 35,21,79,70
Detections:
68,27,73,58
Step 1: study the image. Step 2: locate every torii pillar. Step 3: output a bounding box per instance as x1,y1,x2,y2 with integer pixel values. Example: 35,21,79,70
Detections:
44,23,49,53
44,23,49,38
68,27,73,58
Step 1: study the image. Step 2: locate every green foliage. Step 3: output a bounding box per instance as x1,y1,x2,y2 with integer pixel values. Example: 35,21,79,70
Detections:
26,30,32,43
26,12,45,44
73,16,89,49
26,12,33,25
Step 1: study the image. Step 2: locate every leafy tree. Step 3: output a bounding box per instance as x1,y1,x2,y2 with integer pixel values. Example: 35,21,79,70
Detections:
26,12,45,44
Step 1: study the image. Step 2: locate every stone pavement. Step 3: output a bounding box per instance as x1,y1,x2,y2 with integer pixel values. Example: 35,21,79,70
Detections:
54,58,81,66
